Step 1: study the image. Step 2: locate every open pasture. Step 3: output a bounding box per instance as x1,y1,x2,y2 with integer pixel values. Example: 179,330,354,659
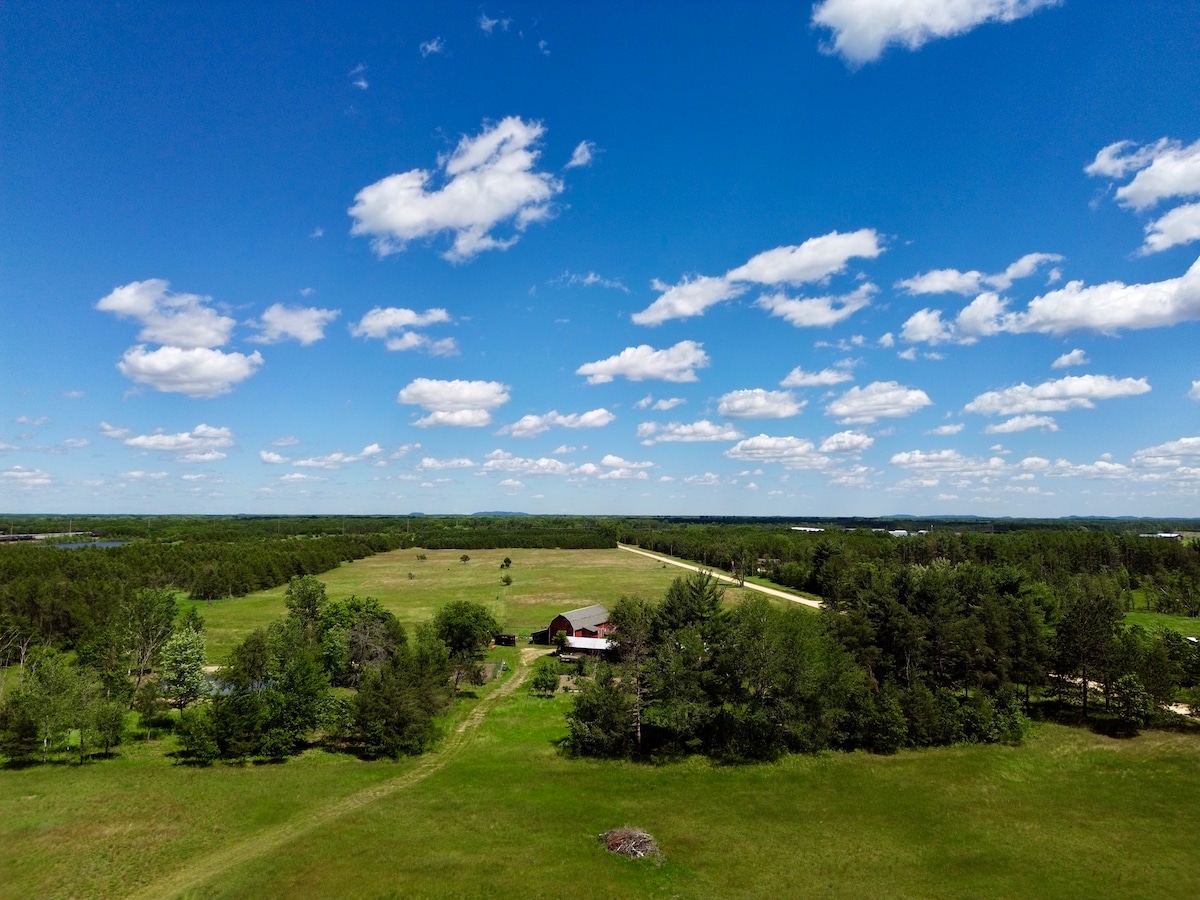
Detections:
3,688,1199,899
197,547,764,663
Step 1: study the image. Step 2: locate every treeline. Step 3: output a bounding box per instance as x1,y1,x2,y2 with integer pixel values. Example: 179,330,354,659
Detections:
0,534,403,650
619,526,1200,616
566,570,1200,762
1,576,500,765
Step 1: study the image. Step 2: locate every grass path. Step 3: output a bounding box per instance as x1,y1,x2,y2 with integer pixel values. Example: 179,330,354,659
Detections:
618,543,822,609
125,648,543,900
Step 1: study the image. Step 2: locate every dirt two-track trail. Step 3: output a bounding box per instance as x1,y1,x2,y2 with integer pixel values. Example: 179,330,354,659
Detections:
126,648,543,900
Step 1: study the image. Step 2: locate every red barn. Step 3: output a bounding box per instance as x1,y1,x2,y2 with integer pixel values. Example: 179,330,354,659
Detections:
548,604,613,639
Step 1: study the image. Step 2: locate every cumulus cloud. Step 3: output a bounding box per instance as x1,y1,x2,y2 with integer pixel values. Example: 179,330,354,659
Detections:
349,117,564,262
2,466,51,486
901,256,1200,341
717,389,805,419
1142,202,1200,255
293,444,383,470
351,307,456,355
726,229,883,285
725,435,828,469
811,0,1061,66
118,346,263,397
260,450,288,464
498,408,616,437
826,381,933,424
419,37,445,57
96,279,235,349
416,456,476,470
481,450,572,476
633,229,882,325
117,423,234,462
1132,436,1200,467
927,423,964,436
565,141,596,169
756,283,877,329
576,341,709,384
634,395,686,411
683,472,723,485
479,13,511,33
1052,349,1089,368
1087,138,1200,253
637,420,743,445
984,414,1059,433
890,448,1009,479
251,304,340,345
780,363,855,387
1191,381,1200,401
897,252,1063,295
819,430,874,453
398,378,510,427
964,374,1150,416
632,277,747,326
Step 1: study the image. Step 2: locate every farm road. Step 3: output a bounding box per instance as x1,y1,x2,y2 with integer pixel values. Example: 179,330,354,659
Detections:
125,647,546,900
618,543,822,610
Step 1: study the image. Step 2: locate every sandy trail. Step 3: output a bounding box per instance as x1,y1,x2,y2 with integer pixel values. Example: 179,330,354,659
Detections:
126,648,544,900
618,543,822,610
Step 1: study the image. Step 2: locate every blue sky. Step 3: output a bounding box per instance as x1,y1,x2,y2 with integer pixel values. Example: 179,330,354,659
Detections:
3,1,1200,516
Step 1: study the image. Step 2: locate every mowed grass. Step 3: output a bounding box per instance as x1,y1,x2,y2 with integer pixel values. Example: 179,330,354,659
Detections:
6,696,1196,899
198,547,767,663
7,549,1199,898
1125,609,1200,637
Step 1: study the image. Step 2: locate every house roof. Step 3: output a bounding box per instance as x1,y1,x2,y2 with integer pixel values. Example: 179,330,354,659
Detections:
554,603,609,632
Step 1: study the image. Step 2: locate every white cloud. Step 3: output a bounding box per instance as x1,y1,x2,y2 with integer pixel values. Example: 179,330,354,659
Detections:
577,341,709,384
1191,382,1200,401
890,449,1009,479
819,430,874,453
349,117,563,262
351,307,451,338
63,438,89,449
260,450,288,464
251,304,339,345
684,472,723,485
633,277,747,326
1133,436,1200,468
811,0,1061,66
499,408,616,437
717,389,805,419
481,450,571,476
1142,202,1200,254
901,256,1200,340
725,229,883,285
398,378,510,427
565,141,596,169
498,478,524,489
878,332,895,348
899,253,1063,296
117,346,263,397
1089,138,1200,211
293,444,383,469
964,374,1151,416
2,466,51,486
96,279,235,349
272,436,300,447
598,467,649,481
1052,349,1088,368
419,37,445,57
122,470,169,482
552,271,628,292
634,395,686,410
632,229,882,325
927,423,964,435
599,454,655,470
756,283,876,329
780,364,855,387
121,424,234,462
479,13,511,33
280,472,325,483
826,381,933,424
638,420,743,445
984,414,1059,433
725,435,828,470
384,333,459,356
417,457,476,470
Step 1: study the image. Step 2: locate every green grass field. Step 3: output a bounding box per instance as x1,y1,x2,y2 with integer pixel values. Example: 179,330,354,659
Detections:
4,548,1200,899
197,547,771,663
